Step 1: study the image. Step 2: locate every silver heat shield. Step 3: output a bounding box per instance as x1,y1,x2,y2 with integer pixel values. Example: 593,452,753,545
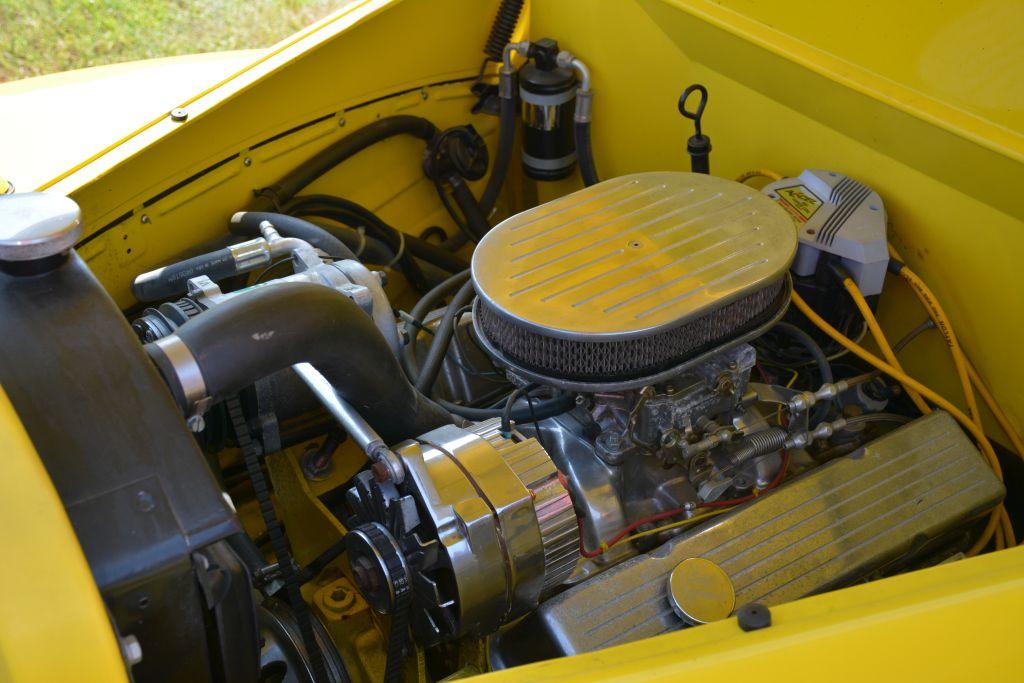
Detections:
471,172,797,390
489,411,1004,666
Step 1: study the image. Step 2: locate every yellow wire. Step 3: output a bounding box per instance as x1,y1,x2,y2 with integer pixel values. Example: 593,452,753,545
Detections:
966,357,1024,458
841,278,931,415
889,243,1023,457
735,168,784,184
790,290,1003,555
1000,505,1017,547
887,245,1020,548
894,261,982,425
618,508,732,546
969,510,1003,556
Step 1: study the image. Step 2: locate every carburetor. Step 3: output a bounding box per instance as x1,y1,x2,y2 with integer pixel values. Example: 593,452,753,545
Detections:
466,171,798,565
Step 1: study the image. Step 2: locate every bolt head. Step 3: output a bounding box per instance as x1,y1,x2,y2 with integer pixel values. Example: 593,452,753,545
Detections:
134,490,155,513
170,108,188,122
121,634,143,666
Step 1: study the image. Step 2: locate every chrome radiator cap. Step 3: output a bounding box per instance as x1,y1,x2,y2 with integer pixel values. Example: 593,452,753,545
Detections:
472,172,797,389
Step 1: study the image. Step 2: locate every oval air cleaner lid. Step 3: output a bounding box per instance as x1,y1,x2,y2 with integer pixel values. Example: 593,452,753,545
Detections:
472,172,796,389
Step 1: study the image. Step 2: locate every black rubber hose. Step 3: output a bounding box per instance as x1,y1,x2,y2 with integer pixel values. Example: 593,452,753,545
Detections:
480,92,518,216
575,120,600,187
447,175,491,240
401,269,471,379
296,537,348,585
286,195,468,273
440,392,576,422
230,211,355,260
252,115,439,212
304,218,394,264
145,282,452,444
226,533,269,577
414,279,476,394
772,321,833,423
483,0,525,62
289,201,438,291
475,90,516,218
132,247,238,302
501,387,528,435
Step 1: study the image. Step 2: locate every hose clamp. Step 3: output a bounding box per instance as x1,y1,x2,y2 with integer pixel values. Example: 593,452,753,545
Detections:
228,238,271,271
573,90,593,123
153,334,210,430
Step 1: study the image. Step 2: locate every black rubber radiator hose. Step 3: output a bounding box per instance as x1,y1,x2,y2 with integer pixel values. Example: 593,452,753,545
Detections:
132,212,358,302
145,282,452,444
132,247,240,302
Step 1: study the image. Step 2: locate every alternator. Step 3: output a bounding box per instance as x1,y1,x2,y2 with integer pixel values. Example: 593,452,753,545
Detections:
345,419,579,646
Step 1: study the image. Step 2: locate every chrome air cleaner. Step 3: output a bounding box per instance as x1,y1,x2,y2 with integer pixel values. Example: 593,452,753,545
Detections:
472,172,798,390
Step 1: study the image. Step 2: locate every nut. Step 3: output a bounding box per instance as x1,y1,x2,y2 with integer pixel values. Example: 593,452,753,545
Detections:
371,461,391,482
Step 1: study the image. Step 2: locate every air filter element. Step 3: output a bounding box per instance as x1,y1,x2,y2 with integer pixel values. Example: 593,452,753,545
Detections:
472,172,797,390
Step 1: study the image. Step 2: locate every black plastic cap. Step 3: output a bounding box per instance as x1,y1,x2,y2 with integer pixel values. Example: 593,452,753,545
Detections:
687,135,712,174
737,602,772,632
529,37,561,70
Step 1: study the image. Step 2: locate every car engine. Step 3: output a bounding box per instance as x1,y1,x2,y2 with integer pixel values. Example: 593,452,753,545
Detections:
125,167,1001,679
0,13,1013,683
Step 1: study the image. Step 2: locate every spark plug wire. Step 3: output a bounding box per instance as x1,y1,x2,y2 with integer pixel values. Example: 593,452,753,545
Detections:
791,288,1004,555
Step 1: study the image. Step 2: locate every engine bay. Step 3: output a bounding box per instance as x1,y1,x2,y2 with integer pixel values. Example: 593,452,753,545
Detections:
0,4,1020,682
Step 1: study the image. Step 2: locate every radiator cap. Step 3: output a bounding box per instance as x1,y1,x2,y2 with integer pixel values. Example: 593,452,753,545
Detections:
0,193,82,261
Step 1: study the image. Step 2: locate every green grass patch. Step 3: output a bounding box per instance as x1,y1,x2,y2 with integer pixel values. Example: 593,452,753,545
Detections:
0,0,343,82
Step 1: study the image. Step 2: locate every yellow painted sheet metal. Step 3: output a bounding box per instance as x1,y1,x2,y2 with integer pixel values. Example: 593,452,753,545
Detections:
0,50,262,192
0,386,126,681
483,546,1024,681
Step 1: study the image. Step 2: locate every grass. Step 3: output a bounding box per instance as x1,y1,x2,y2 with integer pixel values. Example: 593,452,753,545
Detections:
0,0,345,83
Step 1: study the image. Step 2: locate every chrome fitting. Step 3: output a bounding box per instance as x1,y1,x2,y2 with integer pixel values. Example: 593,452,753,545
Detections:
556,50,593,122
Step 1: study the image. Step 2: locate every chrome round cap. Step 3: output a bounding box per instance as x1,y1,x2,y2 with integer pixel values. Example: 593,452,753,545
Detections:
667,557,735,625
0,193,82,261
